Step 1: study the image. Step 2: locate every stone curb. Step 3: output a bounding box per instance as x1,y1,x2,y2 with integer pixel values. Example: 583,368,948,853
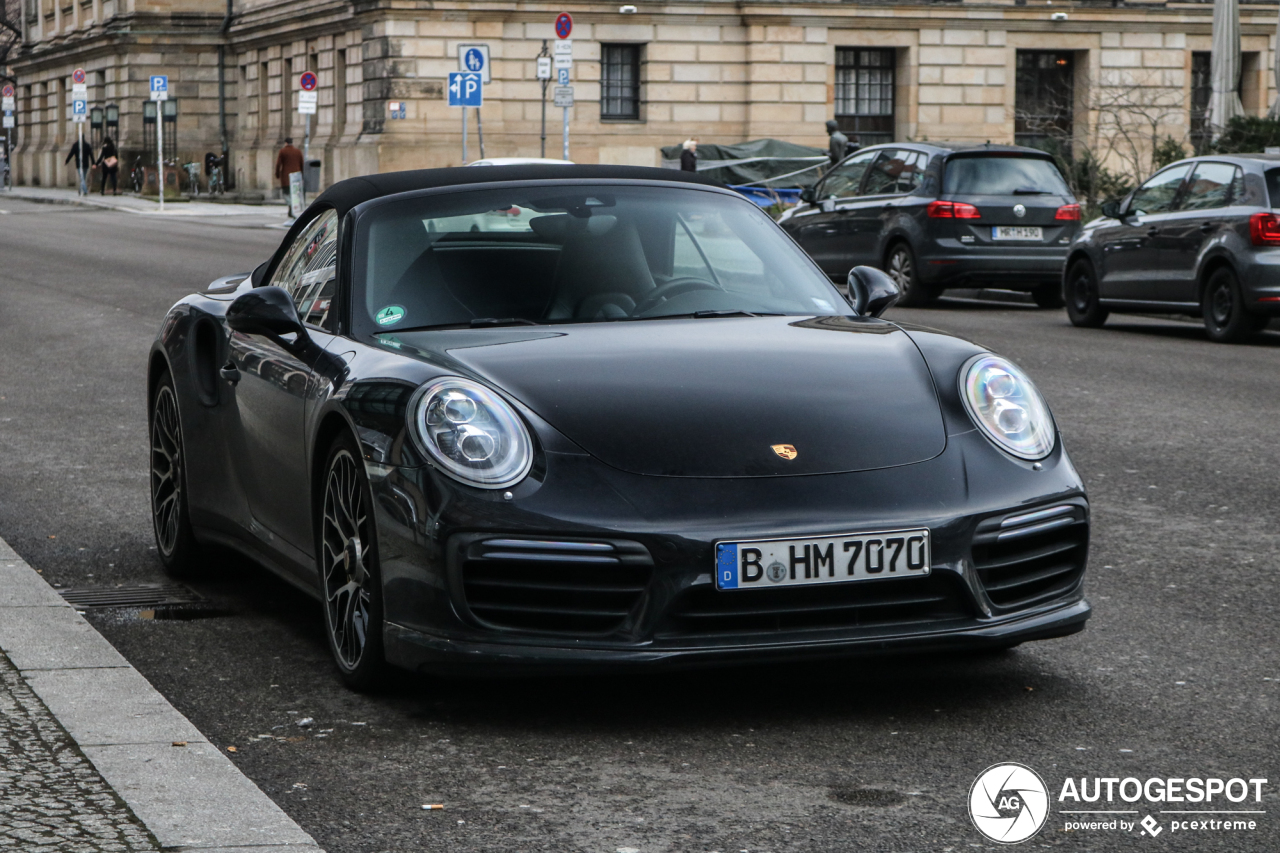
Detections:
1,187,287,217
0,537,324,852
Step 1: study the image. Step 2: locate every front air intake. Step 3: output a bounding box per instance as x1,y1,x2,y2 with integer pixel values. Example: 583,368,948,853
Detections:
971,503,1088,609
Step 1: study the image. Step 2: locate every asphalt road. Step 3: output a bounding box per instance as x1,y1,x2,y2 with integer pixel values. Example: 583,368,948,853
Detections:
1,196,1277,852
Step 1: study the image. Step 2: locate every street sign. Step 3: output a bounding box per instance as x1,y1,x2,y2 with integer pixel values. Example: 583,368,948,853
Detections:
554,39,572,69
299,71,317,92
388,101,406,119
557,67,570,85
298,91,317,115
1,97,13,111
1,85,13,99
149,75,168,101
458,43,491,85
554,85,574,108
72,99,87,122
448,72,483,107
536,56,551,80
555,12,573,39
3,113,13,129
72,68,86,85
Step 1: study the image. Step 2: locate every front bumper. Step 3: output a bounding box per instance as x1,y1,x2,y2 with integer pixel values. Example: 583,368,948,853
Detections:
368,428,1091,675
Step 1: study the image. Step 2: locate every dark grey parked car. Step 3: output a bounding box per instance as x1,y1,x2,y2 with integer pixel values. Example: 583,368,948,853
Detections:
777,143,1081,307
1064,154,1280,343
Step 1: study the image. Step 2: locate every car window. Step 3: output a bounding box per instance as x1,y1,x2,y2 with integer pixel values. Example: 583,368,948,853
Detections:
356,185,845,334
863,149,926,195
821,150,879,199
942,156,1071,196
1180,162,1238,211
1229,168,1245,205
269,208,338,328
1265,168,1280,208
1129,165,1191,216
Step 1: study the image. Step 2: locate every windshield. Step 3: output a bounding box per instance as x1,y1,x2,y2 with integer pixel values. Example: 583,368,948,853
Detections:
943,156,1072,196
354,185,844,334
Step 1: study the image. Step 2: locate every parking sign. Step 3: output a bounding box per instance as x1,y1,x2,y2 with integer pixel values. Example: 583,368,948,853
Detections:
149,76,168,101
457,44,491,84
447,72,483,107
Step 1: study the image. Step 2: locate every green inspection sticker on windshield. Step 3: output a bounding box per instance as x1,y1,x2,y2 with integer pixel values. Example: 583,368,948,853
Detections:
375,305,405,326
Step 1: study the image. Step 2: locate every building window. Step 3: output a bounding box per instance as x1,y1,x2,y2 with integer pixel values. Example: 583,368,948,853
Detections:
834,48,895,147
1015,51,1074,155
601,44,641,120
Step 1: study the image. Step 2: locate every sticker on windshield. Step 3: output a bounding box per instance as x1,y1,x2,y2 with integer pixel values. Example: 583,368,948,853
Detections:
375,305,405,326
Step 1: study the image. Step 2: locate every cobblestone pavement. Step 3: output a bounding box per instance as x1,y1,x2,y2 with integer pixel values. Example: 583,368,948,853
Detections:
0,651,158,852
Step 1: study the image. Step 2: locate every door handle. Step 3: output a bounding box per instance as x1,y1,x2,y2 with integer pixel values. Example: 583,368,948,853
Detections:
219,361,241,384
1200,221,1215,233
1146,227,1159,237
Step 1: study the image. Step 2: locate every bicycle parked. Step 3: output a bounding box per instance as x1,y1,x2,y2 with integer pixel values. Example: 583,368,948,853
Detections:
130,157,146,194
182,161,201,196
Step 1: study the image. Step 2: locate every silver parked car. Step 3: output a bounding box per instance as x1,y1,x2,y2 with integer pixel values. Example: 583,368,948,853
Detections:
1063,154,1280,343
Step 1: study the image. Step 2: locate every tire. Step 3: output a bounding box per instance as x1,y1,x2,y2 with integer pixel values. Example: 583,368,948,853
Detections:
1202,266,1266,343
318,432,388,691
885,242,939,307
1064,260,1109,328
1031,282,1066,309
150,373,203,576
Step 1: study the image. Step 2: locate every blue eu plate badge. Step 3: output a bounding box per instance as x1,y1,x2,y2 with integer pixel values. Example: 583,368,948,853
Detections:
716,543,738,589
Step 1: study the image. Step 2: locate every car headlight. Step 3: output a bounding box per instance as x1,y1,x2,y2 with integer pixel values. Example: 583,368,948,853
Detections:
961,354,1056,460
409,378,533,488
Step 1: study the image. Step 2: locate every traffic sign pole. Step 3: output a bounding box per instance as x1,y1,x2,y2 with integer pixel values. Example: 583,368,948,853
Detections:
538,41,549,159
554,19,573,162
462,106,468,164
156,103,163,211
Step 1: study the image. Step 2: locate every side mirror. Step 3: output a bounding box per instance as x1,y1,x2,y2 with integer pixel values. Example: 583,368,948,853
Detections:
799,186,817,204
1100,199,1120,219
227,286,307,341
846,266,900,318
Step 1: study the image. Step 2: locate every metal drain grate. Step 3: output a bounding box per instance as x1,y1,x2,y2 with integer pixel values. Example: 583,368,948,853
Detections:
58,583,206,610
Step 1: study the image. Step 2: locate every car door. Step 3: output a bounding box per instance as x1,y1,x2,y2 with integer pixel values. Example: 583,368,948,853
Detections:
782,149,879,276
1155,161,1240,304
226,208,340,556
854,149,926,267
1096,164,1191,300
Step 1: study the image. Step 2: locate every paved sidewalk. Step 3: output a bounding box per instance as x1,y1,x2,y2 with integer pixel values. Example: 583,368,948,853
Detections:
0,536,323,852
0,185,288,217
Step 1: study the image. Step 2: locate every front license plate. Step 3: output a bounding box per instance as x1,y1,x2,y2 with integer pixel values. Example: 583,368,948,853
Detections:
992,226,1043,241
715,529,930,590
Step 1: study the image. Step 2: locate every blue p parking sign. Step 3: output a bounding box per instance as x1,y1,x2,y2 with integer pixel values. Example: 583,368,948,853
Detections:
447,72,483,107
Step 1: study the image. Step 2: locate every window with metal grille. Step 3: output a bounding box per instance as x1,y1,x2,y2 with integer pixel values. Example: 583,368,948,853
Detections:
142,100,178,164
601,44,642,120
1014,51,1074,156
834,48,895,146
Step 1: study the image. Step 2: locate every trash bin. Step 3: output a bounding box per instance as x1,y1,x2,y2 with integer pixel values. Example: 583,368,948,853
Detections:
303,159,321,193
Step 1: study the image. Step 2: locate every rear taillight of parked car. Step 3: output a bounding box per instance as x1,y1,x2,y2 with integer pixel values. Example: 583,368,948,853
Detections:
1249,212,1280,245
927,200,981,219
1055,204,1081,221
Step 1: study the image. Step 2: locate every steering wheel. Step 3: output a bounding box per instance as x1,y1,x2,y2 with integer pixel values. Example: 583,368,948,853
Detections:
631,277,721,316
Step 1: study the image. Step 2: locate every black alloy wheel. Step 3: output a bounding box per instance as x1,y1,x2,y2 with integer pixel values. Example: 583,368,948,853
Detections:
319,433,387,690
1064,260,1108,328
1031,282,1066,309
1202,266,1267,344
150,374,201,574
886,242,938,307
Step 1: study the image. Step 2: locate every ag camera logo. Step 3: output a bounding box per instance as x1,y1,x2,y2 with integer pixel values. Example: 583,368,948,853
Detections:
969,763,1050,844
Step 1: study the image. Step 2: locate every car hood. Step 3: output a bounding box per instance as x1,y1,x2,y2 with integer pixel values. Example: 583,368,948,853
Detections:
431,315,947,478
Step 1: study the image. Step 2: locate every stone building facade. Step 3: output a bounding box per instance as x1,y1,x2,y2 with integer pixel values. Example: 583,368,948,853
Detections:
9,0,1280,193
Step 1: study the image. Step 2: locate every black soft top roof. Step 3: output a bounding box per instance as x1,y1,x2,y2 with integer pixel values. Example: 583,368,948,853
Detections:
313,164,726,216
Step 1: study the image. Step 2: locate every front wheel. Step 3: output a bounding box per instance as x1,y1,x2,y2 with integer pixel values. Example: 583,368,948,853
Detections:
885,243,938,307
319,433,388,691
1202,267,1266,343
150,374,202,575
1064,260,1108,328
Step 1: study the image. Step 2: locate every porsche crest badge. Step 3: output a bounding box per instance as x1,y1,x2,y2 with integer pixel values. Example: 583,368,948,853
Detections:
771,444,798,460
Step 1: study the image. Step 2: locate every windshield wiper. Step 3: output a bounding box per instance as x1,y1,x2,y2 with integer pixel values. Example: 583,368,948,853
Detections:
468,317,540,327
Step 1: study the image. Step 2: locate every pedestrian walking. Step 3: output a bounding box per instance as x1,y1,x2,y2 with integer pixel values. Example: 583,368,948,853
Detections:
98,136,120,196
64,137,96,195
825,120,850,167
274,137,304,197
680,138,698,172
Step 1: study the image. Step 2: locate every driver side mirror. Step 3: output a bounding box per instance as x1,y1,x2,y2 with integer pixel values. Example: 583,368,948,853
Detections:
227,286,308,342
846,266,900,318
1100,199,1120,219
799,186,817,205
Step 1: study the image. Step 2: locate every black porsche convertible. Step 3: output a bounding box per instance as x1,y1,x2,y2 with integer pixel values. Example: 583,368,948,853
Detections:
148,165,1090,688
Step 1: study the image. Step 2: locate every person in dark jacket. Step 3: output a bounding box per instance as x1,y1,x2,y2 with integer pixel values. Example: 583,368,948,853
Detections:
65,138,96,195
825,120,849,167
98,137,119,195
680,138,698,172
